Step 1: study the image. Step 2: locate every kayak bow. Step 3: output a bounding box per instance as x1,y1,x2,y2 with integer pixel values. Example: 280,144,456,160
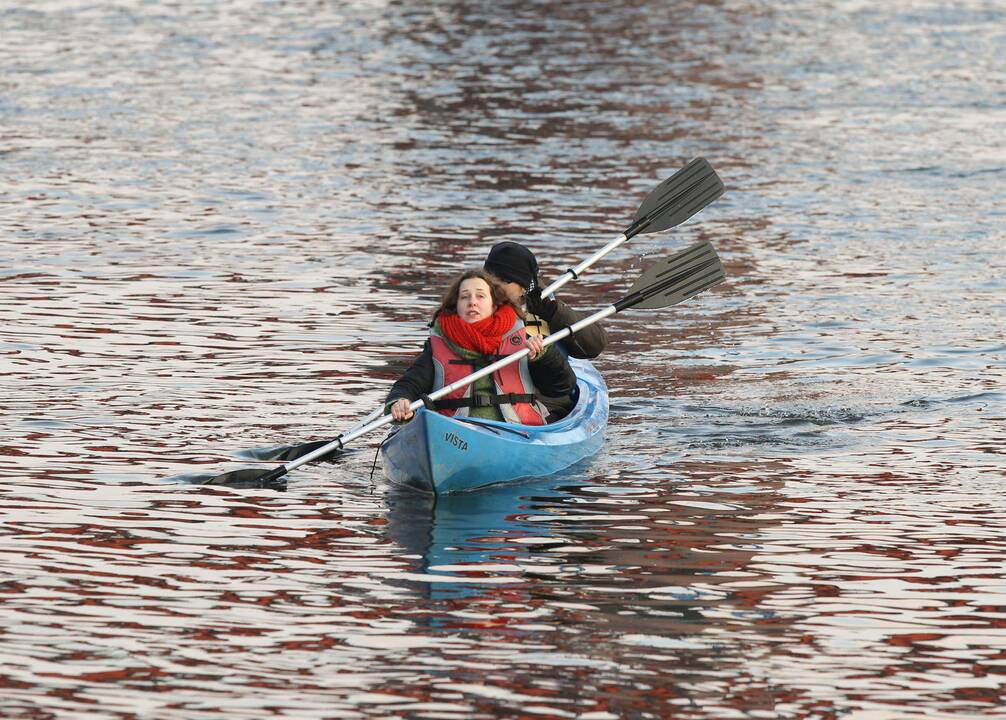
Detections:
381,359,608,493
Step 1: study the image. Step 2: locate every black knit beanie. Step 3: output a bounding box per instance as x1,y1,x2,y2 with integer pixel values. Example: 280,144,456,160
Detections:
483,242,539,292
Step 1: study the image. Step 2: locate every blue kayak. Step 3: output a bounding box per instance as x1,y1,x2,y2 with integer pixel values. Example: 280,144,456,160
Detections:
381,358,609,494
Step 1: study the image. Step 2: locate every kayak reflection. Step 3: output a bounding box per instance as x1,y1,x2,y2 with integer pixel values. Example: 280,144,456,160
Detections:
384,470,599,600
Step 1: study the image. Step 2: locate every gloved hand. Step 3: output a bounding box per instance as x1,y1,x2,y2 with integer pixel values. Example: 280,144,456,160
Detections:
525,287,557,321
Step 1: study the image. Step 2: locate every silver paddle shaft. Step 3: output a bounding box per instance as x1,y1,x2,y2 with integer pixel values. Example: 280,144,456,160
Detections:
538,233,628,298
283,303,619,473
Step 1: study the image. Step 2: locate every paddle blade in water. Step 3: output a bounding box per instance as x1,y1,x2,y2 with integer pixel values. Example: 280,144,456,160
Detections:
240,439,344,462
628,158,725,237
199,467,289,491
617,241,725,311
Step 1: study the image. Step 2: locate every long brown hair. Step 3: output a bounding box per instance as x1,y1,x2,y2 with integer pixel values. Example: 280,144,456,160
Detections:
432,269,522,323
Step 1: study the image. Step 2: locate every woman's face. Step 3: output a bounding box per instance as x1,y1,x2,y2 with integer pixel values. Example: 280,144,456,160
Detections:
457,277,495,323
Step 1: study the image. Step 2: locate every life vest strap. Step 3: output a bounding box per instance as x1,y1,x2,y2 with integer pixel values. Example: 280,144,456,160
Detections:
447,356,506,369
433,392,538,410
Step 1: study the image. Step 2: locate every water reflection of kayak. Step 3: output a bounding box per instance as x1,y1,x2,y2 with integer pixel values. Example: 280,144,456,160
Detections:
381,358,609,494
383,475,591,605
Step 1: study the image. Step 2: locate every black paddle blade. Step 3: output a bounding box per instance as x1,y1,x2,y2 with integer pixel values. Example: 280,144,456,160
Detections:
239,439,345,463
628,158,724,237
198,467,289,491
617,241,725,311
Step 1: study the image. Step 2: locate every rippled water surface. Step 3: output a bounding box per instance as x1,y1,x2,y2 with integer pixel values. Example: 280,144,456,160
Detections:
2,1,1005,718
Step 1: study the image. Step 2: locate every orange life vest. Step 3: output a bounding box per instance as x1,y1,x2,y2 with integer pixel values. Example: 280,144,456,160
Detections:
429,318,548,426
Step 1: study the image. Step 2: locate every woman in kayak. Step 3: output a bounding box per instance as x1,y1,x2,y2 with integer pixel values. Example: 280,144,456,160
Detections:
483,241,607,360
387,269,575,424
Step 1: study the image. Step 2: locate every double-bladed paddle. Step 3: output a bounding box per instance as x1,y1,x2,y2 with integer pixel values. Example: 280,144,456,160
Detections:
241,158,724,467
538,157,723,298
200,241,726,491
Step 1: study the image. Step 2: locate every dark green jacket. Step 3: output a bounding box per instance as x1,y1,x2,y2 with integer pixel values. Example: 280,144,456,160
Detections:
526,297,607,360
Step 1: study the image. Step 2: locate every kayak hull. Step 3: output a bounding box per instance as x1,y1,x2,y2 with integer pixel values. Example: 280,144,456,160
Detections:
381,358,608,494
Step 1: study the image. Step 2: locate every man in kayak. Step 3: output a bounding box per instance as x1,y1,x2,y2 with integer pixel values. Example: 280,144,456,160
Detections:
483,241,608,360
387,269,575,424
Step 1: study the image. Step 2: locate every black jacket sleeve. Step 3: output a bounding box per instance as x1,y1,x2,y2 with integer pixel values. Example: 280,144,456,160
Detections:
528,344,577,398
541,298,608,359
385,340,435,407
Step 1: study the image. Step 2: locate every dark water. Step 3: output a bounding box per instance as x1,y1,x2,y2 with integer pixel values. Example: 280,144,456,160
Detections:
2,1,1005,718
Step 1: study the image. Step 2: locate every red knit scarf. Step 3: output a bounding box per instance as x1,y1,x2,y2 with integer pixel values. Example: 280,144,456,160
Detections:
438,305,517,355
